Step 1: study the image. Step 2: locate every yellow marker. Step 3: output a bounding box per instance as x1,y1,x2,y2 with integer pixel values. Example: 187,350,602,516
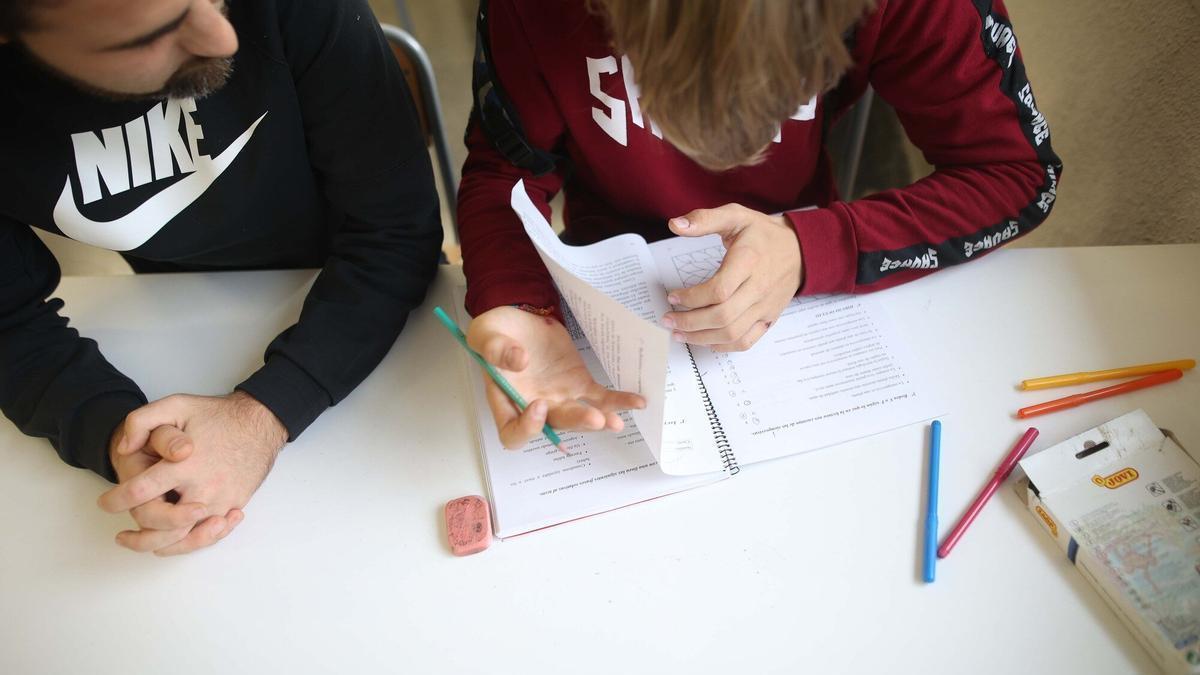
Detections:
1021,359,1195,390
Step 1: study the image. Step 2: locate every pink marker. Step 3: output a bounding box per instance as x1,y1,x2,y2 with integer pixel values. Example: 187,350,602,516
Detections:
937,427,1039,558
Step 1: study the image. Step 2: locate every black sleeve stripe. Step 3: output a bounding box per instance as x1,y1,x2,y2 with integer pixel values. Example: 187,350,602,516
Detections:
855,0,1063,286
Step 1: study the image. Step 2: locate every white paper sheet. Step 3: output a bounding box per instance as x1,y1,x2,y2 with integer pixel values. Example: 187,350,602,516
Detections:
649,234,942,466
450,285,722,538
460,185,941,537
511,181,719,472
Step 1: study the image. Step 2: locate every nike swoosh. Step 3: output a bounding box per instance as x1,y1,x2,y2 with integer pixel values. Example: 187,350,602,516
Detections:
53,112,268,252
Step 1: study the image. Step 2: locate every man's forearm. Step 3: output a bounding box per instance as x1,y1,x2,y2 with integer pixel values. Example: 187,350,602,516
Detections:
227,390,288,451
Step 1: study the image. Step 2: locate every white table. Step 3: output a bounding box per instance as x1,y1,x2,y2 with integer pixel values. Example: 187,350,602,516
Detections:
2,245,1198,675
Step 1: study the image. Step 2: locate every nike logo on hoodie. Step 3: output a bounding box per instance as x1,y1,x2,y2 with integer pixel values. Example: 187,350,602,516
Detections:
53,98,266,251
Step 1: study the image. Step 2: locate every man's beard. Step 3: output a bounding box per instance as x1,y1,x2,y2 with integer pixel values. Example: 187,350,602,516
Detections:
146,56,234,101
20,47,235,102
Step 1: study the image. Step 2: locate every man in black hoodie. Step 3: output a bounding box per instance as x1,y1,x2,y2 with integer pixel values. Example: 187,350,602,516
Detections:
0,0,442,555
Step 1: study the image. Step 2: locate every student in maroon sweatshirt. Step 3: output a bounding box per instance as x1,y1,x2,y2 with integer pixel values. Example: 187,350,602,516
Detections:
459,0,1061,448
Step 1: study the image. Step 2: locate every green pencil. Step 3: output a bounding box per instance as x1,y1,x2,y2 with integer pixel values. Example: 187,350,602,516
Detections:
433,306,566,453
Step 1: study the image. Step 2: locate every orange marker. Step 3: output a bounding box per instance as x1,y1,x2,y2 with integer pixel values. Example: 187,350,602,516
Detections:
1017,369,1184,419
1020,358,1194,390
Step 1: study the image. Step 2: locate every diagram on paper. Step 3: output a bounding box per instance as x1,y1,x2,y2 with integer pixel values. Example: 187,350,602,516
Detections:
671,245,726,288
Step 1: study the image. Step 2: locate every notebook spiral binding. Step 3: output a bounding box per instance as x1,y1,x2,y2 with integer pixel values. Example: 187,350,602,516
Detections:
686,345,739,475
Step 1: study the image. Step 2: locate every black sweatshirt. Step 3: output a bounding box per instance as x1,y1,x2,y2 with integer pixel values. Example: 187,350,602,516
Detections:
0,0,443,481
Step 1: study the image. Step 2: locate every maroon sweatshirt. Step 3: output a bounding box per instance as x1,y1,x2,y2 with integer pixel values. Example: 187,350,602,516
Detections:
459,0,1061,316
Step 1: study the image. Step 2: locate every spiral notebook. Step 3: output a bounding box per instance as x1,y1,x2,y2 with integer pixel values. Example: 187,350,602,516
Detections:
452,182,941,538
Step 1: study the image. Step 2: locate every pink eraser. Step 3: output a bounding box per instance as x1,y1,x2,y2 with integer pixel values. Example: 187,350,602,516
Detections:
445,495,492,556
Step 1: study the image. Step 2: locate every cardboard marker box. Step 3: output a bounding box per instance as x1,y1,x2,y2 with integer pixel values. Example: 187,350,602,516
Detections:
1016,409,1200,675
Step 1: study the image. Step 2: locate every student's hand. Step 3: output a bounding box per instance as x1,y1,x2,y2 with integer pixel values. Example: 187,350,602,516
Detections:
98,391,287,556
662,204,804,351
466,306,646,448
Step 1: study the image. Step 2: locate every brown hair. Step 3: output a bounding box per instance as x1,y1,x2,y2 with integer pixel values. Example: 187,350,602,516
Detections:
594,0,874,171
0,0,61,36
0,0,36,35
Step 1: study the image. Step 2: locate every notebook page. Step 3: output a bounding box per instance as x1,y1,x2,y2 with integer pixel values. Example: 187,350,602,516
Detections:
510,181,722,475
649,234,942,466
450,285,723,538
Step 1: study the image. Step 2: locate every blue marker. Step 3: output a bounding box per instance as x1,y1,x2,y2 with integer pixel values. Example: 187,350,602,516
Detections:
924,420,942,583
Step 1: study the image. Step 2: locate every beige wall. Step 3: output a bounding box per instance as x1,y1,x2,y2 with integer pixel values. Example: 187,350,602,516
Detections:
1003,0,1200,246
